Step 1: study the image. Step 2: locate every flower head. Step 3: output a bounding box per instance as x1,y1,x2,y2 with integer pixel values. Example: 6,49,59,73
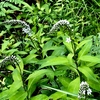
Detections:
2,20,32,36
78,81,92,99
0,55,20,67
49,20,71,34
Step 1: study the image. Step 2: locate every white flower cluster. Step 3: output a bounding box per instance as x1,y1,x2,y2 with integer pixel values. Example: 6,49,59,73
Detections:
0,55,20,67
3,20,32,36
49,20,70,34
78,81,92,99
66,37,71,43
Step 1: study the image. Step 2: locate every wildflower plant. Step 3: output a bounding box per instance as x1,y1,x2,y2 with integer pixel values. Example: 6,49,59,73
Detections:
0,0,100,99
0,19,100,100
38,19,100,100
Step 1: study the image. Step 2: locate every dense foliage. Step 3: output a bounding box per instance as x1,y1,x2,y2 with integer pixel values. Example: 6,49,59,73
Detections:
0,0,100,100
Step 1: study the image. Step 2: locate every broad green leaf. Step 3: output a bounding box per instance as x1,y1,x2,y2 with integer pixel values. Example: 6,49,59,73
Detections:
87,79,100,91
52,45,66,56
78,66,98,82
41,37,50,43
31,94,48,100
27,69,54,97
8,81,22,95
0,71,22,100
55,69,66,76
67,77,80,94
16,51,27,55
0,90,9,100
27,84,36,99
58,77,71,88
0,81,23,99
39,56,69,69
23,54,38,65
67,53,76,68
43,45,59,56
27,69,54,81
42,40,57,57
76,39,91,51
3,49,18,55
7,65,14,71
17,56,24,74
86,62,97,67
12,69,22,82
1,40,9,51
79,55,100,63
9,71,22,88
9,90,27,100
78,40,92,59
12,42,22,48
49,92,66,100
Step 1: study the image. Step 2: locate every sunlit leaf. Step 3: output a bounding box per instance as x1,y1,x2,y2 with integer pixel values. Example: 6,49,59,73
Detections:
3,49,18,55
0,90,9,100
58,77,71,88
49,92,66,100
42,40,57,57
12,69,22,82
39,56,69,69
9,90,27,100
52,45,66,56
78,66,98,82
67,77,80,94
79,55,100,63
78,40,92,59
67,53,76,68
1,40,9,51
16,51,27,55
27,69,54,97
8,81,22,94
23,54,38,65
87,79,100,91
12,42,22,48
76,39,91,51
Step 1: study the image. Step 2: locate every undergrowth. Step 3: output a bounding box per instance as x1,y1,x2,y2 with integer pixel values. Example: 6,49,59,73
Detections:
0,0,100,100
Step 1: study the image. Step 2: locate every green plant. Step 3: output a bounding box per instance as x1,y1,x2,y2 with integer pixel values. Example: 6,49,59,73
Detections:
0,0,100,99
0,0,22,17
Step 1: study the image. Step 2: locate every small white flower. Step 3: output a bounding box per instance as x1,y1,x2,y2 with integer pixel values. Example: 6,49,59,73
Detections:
87,88,92,95
66,37,71,43
82,90,85,95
